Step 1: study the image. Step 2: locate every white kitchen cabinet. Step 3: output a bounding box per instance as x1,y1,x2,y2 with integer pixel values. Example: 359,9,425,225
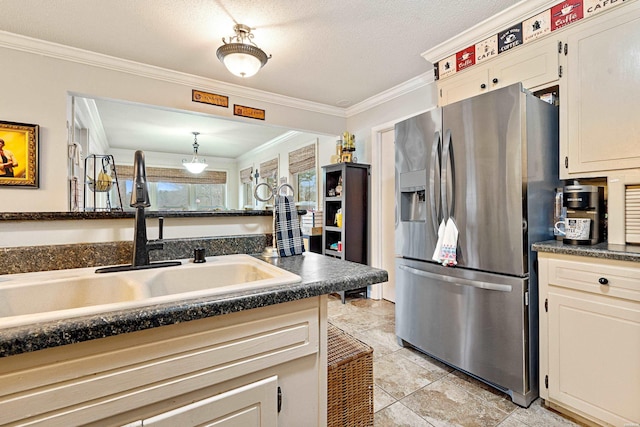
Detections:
437,37,560,106
560,2,640,178
0,297,327,427
142,376,278,427
538,253,640,427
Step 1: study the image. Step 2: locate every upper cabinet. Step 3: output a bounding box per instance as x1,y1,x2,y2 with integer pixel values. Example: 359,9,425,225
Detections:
560,3,640,178
429,0,640,180
438,37,560,106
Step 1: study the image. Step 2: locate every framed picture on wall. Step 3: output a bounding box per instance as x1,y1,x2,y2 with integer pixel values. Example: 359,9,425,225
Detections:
0,120,39,188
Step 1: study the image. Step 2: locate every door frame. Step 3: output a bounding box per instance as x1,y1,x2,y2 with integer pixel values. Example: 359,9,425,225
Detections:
370,111,432,300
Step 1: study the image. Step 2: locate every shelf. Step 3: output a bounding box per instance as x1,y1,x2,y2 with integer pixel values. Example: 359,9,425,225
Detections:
322,162,370,267
324,249,342,258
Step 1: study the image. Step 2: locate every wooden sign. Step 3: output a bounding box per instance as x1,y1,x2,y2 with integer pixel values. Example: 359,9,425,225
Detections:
192,90,229,108
234,104,265,120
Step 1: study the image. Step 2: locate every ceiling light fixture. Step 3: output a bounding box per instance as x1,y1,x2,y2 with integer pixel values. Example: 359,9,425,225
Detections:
216,24,271,78
182,132,208,174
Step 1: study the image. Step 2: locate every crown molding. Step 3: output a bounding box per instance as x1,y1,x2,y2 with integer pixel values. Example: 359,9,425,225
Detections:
421,0,558,64
0,29,441,121
346,71,434,117
0,30,346,118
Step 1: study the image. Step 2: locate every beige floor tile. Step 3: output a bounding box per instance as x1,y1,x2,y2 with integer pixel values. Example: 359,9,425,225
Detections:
330,309,395,334
396,347,454,376
374,402,433,427
401,379,511,427
496,416,530,426
507,399,585,427
374,384,397,413
374,352,438,399
445,370,518,415
352,321,402,358
351,297,396,316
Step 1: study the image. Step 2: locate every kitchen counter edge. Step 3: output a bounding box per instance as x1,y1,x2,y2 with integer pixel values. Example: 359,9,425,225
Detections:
0,252,387,358
532,240,640,262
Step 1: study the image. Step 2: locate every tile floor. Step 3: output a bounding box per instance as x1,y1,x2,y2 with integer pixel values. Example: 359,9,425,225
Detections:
327,294,586,427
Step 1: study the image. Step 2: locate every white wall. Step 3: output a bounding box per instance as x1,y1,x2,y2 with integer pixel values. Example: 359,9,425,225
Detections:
0,43,347,212
0,35,434,250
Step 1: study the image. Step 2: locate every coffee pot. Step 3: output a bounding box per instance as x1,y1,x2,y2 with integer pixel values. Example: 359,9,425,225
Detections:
560,184,605,245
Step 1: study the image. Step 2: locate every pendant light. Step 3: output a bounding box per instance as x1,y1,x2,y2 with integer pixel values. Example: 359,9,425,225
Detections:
182,132,208,174
216,24,271,78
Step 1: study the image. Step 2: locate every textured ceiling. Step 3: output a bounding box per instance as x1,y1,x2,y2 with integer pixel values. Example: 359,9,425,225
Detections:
0,0,523,107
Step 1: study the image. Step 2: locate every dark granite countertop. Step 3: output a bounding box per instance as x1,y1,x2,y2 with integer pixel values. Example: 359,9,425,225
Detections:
0,210,306,221
532,240,640,262
0,252,387,358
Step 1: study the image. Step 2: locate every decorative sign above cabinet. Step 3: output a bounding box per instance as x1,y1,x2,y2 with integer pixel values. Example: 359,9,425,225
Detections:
234,104,266,121
434,0,630,81
191,90,229,108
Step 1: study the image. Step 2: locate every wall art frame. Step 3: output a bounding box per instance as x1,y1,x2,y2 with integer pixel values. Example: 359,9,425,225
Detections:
0,120,39,188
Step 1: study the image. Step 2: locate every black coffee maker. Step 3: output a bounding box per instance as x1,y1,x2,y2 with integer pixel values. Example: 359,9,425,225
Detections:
562,184,605,245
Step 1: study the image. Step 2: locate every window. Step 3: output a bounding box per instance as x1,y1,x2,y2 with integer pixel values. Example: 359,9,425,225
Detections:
294,169,316,209
258,158,279,204
239,166,254,208
288,144,317,209
118,165,227,211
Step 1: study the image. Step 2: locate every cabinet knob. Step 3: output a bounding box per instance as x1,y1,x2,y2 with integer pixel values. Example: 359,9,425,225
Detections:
598,277,609,285
492,78,499,84
480,83,487,89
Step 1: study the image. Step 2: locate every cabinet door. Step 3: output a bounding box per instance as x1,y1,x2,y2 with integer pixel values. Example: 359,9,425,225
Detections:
438,66,489,106
438,38,559,106
563,3,640,176
143,376,278,427
492,37,559,91
547,289,640,426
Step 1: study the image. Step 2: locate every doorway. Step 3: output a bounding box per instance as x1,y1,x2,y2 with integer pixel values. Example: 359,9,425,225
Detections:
370,126,396,302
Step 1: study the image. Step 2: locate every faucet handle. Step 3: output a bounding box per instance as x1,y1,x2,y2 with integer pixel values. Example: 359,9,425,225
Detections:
158,216,164,240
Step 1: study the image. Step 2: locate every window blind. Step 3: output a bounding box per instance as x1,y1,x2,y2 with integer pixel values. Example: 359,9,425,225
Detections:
240,167,253,184
259,158,278,179
117,165,227,185
288,144,316,175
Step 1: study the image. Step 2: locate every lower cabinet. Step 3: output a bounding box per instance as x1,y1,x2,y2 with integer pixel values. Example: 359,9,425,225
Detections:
0,297,327,427
538,253,640,427
141,376,278,427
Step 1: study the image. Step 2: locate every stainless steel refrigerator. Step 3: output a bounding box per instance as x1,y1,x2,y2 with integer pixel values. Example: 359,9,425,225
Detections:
395,83,559,407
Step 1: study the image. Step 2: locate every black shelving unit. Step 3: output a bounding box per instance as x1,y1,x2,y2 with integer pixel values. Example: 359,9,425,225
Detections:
322,162,370,302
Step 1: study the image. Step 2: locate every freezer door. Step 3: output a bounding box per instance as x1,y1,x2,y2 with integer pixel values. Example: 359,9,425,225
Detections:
395,258,533,405
395,109,442,261
442,84,526,276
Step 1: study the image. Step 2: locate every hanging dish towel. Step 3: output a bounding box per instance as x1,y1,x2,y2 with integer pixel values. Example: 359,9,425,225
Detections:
439,218,459,266
432,220,446,262
275,195,305,257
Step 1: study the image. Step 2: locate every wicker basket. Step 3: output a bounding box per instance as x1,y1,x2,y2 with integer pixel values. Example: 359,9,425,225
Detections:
327,323,373,427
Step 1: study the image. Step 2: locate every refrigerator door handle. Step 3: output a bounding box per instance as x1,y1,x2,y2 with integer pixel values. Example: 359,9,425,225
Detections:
398,264,513,292
429,131,442,232
441,129,455,220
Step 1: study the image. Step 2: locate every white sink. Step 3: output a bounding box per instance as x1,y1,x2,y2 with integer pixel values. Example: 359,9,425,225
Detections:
0,254,301,329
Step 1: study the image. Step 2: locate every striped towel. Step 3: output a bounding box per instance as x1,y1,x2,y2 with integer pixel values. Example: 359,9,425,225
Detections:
275,195,305,257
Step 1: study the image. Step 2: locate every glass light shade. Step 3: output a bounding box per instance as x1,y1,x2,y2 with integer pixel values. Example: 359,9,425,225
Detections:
217,41,269,78
223,53,262,78
182,160,208,174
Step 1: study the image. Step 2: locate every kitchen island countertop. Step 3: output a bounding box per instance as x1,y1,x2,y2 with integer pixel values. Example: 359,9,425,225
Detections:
0,252,387,358
533,240,640,262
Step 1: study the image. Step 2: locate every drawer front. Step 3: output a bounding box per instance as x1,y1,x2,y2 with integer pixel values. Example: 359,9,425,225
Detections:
547,257,640,302
0,302,319,426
